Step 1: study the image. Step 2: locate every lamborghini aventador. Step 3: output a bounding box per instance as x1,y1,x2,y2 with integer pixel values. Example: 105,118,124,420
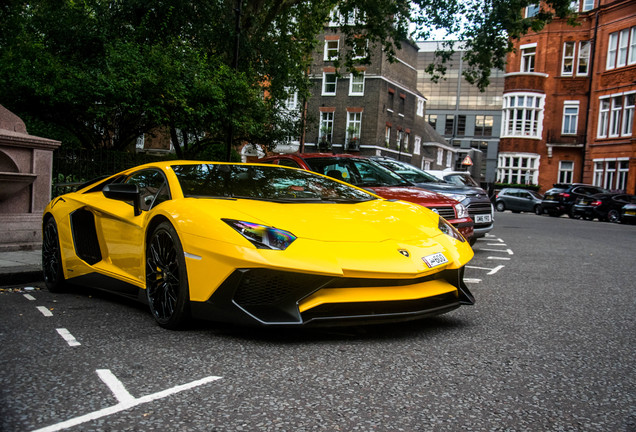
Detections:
42,161,474,329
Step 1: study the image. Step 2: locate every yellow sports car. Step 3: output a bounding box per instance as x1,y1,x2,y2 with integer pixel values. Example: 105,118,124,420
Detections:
42,161,474,329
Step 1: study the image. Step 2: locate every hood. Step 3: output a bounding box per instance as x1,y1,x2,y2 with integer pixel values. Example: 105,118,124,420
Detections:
174,197,442,243
411,182,487,198
366,186,459,206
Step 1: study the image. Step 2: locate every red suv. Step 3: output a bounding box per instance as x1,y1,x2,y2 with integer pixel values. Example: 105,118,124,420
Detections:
258,153,474,241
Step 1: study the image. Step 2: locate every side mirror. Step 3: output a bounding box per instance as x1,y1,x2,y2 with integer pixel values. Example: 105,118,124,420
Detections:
102,183,142,216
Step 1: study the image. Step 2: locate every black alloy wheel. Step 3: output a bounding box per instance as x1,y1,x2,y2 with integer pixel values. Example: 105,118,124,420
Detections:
42,217,65,292
146,222,190,329
607,209,620,223
534,205,543,215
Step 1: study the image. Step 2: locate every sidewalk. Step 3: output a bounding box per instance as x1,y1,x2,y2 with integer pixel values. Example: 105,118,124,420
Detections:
0,249,43,285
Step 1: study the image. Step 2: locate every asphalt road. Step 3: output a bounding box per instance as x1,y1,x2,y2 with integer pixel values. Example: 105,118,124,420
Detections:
1,212,635,432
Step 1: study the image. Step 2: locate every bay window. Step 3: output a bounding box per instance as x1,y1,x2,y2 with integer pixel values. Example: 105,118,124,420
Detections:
501,93,545,139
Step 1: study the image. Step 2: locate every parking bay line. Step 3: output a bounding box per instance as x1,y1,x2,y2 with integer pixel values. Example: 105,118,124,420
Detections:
480,248,514,255
24,294,36,301
466,264,505,275
56,328,81,347
32,370,222,432
36,306,53,317
488,256,511,261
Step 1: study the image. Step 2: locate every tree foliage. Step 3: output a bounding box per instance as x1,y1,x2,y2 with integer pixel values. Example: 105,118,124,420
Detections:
0,0,574,155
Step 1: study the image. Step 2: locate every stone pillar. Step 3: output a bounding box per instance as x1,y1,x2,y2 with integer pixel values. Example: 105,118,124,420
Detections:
0,105,61,251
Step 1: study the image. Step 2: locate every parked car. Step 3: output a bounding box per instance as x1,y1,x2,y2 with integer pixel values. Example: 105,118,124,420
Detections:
427,170,481,188
258,153,474,242
43,161,475,328
621,203,636,224
494,188,544,214
371,157,494,242
541,183,608,217
572,193,636,222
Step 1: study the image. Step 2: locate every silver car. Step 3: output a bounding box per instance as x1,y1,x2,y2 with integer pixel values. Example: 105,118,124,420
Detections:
495,188,544,214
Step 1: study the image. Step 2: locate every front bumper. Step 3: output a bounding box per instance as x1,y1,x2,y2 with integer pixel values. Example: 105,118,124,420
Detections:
190,266,474,326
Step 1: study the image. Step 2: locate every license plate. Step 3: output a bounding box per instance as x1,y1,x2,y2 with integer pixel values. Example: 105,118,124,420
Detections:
422,252,449,268
475,214,492,224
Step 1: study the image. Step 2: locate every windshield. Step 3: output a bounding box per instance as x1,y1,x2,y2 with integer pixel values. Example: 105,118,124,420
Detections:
172,163,377,203
303,157,410,187
375,159,441,183
443,173,479,187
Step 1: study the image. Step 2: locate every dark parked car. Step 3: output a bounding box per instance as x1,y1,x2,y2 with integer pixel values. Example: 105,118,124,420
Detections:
621,203,636,224
541,183,608,217
494,188,544,214
258,153,474,242
372,157,494,241
572,193,636,222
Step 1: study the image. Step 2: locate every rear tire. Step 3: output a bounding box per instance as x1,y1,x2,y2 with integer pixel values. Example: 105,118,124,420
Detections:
42,217,66,293
146,222,190,329
607,209,620,223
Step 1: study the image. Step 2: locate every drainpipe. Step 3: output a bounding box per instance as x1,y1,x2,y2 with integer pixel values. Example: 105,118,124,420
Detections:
581,9,600,182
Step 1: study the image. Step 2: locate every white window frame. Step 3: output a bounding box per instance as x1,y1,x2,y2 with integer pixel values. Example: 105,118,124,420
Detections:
413,136,421,155
609,95,622,137
348,73,364,96
577,41,591,75
604,160,616,189
346,112,362,143
385,126,391,146
630,27,636,65
525,4,539,17
562,42,575,76
496,153,541,185
324,39,339,61
558,161,574,183
607,32,619,70
283,90,298,112
501,92,545,139
436,148,443,165
622,92,635,137
597,97,610,138
319,111,334,143
617,160,629,191
582,0,594,11
520,43,537,72
446,151,453,168
322,72,337,96
593,160,604,186
416,97,425,117
562,101,579,135
617,29,629,68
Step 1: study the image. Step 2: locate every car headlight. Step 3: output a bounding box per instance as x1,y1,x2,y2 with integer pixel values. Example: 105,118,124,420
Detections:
438,217,466,242
442,193,468,203
223,219,297,250
454,203,470,219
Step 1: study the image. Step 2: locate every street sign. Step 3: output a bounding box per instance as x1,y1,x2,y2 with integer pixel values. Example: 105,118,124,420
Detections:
461,155,473,166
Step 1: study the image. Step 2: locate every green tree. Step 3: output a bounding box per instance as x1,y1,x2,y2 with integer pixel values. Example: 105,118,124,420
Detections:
0,0,573,156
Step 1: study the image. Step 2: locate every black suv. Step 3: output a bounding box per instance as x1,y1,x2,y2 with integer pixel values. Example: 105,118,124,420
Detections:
541,183,608,217
371,157,494,244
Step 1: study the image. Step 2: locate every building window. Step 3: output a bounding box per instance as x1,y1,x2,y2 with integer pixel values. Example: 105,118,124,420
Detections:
396,131,403,150
324,39,339,61
525,4,539,17
597,97,610,138
445,115,455,135
594,159,629,191
319,111,334,143
437,148,443,165
446,151,453,168
609,96,622,137
622,93,635,136
385,125,391,147
475,115,494,136
593,161,604,186
582,0,594,11
617,160,629,191
562,101,579,135
497,153,540,185
521,44,536,72
283,90,298,111
349,73,364,96
607,26,636,70
352,37,368,59
501,93,545,139
562,42,575,75
605,160,616,189
456,115,466,136
413,136,421,155
404,133,409,152
559,161,574,183
346,112,362,143
427,114,437,129
417,98,425,117
322,73,337,96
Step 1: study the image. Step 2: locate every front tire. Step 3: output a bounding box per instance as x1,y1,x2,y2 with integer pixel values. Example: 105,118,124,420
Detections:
146,222,190,329
534,205,543,215
42,217,66,293
495,202,505,212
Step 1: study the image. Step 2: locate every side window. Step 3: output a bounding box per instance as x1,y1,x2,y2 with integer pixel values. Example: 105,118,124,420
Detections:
278,159,301,168
125,170,170,211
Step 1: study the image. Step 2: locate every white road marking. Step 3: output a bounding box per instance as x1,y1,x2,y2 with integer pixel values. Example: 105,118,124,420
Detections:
488,256,511,261
464,278,482,283
56,328,81,347
480,248,514,255
486,243,507,246
23,294,36,301
466,264,505,275
36,306,53,317
32,371,222,432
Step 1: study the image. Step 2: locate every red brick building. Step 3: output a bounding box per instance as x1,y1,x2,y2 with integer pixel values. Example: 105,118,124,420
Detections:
499,0,636,194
